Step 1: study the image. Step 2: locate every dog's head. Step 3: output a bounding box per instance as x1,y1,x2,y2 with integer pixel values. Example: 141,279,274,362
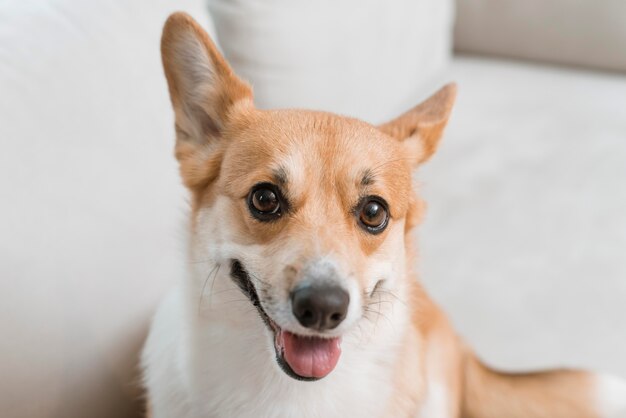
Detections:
162,13,456,381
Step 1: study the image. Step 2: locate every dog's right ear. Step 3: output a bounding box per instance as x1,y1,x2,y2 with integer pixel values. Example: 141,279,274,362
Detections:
161,12,253,189
378,83,456,166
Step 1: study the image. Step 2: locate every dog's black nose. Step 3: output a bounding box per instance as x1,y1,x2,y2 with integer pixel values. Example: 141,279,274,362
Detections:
291,284,349,331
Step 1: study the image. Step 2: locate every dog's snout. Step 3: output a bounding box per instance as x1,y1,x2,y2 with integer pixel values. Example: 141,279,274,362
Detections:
291,284,349,331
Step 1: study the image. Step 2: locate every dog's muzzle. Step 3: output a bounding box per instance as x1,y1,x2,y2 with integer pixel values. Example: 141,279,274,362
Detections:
229,259,345,381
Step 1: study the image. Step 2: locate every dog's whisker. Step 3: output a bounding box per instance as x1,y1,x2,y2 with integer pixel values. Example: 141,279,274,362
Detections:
374,289,407,307
217,297,253,305
206,264,221,311
197,263,220,315
365,300,394,308
365,307,393,330
363,307,382,325
245,270,272,287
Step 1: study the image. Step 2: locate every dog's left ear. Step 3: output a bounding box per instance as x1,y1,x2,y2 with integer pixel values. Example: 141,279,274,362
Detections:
161,12,252,146
161,12,253,191
378,83,457,165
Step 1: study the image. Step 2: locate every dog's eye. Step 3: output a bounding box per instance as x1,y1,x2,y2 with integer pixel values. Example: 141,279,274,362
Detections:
357,197,389,234
248,183,282,221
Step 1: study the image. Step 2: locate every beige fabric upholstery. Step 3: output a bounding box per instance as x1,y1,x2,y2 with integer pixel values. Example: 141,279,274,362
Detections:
423,57,626,378
0,2,213,417
455,0,626,72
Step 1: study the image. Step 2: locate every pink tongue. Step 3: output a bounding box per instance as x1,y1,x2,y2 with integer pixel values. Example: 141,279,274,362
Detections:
281,331,342,378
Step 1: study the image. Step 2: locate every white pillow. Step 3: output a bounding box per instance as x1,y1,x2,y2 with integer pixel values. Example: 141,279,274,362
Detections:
208,0,455,123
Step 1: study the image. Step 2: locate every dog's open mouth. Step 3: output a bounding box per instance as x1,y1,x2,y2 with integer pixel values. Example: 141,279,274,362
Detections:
230,260,342,381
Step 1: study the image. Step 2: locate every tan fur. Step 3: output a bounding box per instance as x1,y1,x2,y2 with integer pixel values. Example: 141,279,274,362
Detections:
153,12,611,418
463,357,598,418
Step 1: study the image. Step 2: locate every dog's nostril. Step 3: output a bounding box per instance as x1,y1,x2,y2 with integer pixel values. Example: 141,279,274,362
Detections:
291,284,350,331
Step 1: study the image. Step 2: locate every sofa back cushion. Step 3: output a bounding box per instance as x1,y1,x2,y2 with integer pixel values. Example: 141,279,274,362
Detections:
208,0,455,123
455,0,626,72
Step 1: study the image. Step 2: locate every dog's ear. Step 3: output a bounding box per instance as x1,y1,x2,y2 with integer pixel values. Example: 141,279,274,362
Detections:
378,83,457,166
161,12,253,189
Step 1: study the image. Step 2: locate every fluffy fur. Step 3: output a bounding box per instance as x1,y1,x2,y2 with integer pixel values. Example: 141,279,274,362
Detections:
142,12,626,418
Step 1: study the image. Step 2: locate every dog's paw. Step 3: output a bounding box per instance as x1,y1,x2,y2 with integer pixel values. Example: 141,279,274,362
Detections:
595,374,626,418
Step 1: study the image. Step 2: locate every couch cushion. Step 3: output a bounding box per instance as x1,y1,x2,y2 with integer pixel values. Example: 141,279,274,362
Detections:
208,0,455,123
0,2,212,417
420,57,626,376
455,0,626,72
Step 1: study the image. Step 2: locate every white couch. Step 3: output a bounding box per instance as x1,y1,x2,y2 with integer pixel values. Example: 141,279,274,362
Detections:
1,1,625,417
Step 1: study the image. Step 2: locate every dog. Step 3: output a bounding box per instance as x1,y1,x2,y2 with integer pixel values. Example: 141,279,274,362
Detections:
141,12,626,418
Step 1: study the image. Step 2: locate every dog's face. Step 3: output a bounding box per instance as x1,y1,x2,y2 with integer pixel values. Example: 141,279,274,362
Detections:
162,13,456,381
